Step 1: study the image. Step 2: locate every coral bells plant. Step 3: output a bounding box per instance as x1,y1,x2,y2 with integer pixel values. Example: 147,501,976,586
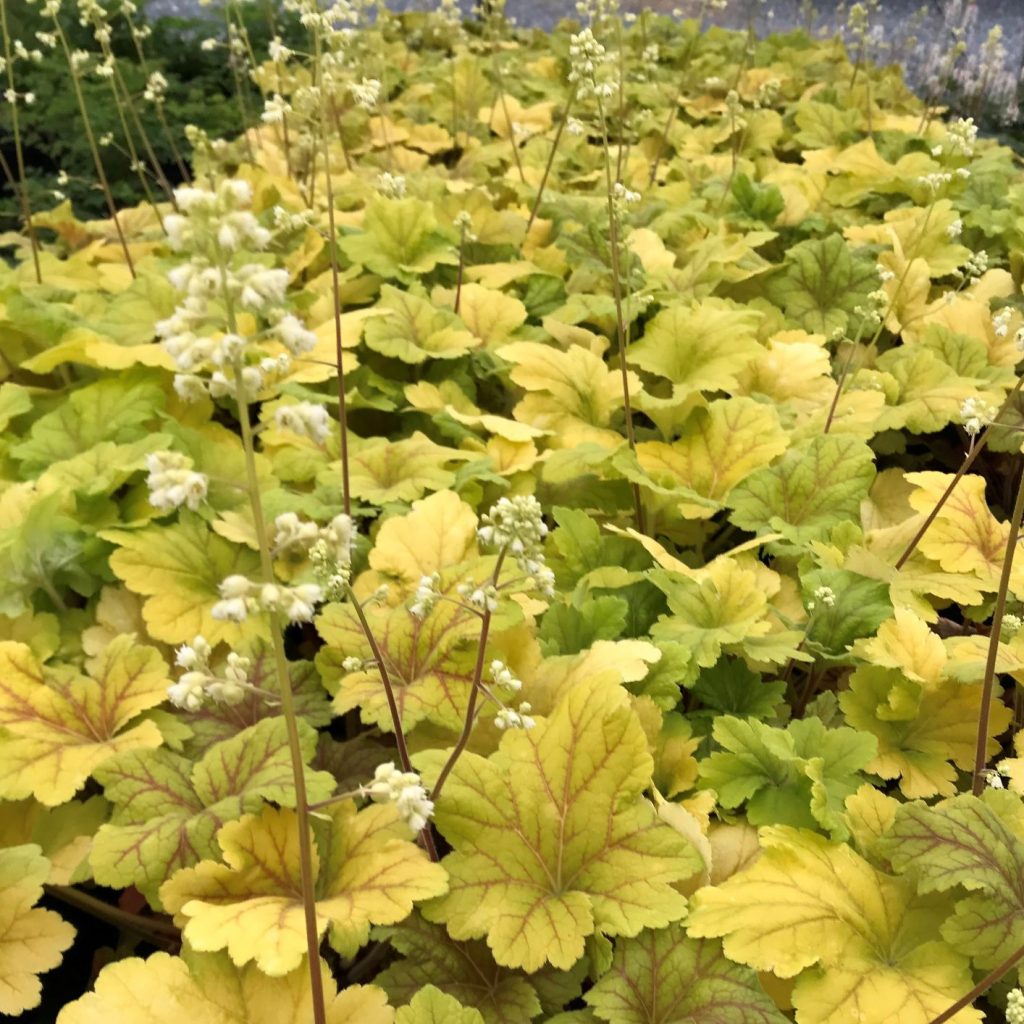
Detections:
8,3,1024,1024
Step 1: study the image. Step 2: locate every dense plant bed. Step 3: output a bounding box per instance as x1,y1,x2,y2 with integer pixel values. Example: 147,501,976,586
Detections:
4,4,1024,1023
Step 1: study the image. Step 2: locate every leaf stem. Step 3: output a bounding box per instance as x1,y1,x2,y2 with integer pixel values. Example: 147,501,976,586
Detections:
342,582,438,863
45,885,179,945
431,552,507,802
895,375,1024,569
928,940,1024,1024
222,271,326,1024
971,457,1024,796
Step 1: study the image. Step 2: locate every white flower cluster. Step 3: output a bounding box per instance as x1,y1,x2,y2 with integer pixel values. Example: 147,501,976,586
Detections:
1008,988,1024,1024
145,451,208,512
308,513,355,601
960,396,999,437
807,585,836,611
456,580,500,613
993,307,1015,339
350,77,381,111
211,574,324,624
495,702,535,730
477,495,555,597
612,181,641,206
273,512,322,555
568,27,618,101
274,401,331,444
960,249,989,279
852,287,887,329
363,762,434,832
143,70,168,104
946,217,963,240
376,171,406,198
933,116,978,159
167,635,251,710
410,572,442,619
490,659,522,692
156,179,317,403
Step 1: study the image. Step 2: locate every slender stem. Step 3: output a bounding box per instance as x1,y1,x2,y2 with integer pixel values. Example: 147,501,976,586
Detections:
343,583,438,863
53,18,135,276
928,941,1024,1024
971,459,1024,796
45,885,179,944
0,0,42,282
596,94,646,535
431,553,506,802
648,4,706,187
314,35,351,517
222,276,326,1024
525,90,574,241
895,376,1024,569
454,227,467,314
492,56,525,185
822,323,866,434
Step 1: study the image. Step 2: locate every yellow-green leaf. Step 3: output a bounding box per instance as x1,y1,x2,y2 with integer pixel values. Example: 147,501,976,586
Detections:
161,802,447,974
0,636,169,805
0,844,75,1016
423,676,700,971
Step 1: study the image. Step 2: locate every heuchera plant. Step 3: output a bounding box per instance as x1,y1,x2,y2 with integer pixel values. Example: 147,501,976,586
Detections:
4,0,1024,1021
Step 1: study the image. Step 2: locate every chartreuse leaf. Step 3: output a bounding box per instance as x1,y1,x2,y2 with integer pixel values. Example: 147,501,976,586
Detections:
499,341,641,447
0,795,107,886
160,801,447,974
363,286,477,364
627,299,763,398
318,583,479,733
10,371,165,477
765,234,878,334
0,636,169,806
423,676,700,971
91,717,336,908
340,197,457,280
376,914,583,1024
633,398,788,519
728,436,876,544
0,844,75,1015
687,826,981,1024
882,793,1024,969
55,949,393,1024
334,433,469,504
586,924,786,1024
104,513,263,646
396,987,483,1024
649,560,774,669
840,658,1011,799
699,716,876,839
367,489,479,592
906,471,1024,593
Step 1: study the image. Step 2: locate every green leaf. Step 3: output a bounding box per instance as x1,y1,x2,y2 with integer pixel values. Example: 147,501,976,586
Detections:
91,717,336,907
586,924,787,1024
690,658,786,719
728,436,876,544
538,596,629,655
765,234,878,334
731,173,785,226
882,793,1024,969
376,914,583,1024
699,716,876,838
802,568,893,656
